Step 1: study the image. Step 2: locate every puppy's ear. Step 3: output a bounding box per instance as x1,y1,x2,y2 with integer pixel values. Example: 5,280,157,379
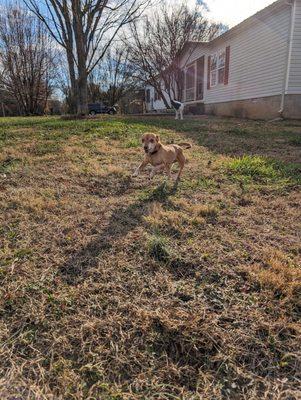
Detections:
156,135,160,142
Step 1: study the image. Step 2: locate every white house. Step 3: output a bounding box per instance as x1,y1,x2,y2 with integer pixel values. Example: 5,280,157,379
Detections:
145,0,301,120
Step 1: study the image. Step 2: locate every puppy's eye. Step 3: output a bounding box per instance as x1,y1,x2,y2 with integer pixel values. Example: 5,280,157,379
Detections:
150,139,154,143
142,138,145,142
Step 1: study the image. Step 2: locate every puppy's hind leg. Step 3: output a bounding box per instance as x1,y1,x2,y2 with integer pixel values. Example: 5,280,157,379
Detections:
175,110,178,120
180,105,184,120
164,163,173,180
175,151,186,182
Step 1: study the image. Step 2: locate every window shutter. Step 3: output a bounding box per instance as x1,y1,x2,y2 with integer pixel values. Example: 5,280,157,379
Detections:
207,55,211,90
224,46,230,85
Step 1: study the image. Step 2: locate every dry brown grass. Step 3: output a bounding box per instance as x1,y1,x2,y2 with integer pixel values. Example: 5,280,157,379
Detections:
248,250,301,307
0,115,300,399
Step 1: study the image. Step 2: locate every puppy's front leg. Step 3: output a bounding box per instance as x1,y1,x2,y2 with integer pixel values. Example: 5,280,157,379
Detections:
133,158,148,177
149,164,164,179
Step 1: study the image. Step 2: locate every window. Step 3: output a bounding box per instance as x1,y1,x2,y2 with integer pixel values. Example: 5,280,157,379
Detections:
185,64,195,101
218,52,226,84
210,50,226,87
154,90,161,101
146,89,150,103
196,56,204,100
210,54,217,87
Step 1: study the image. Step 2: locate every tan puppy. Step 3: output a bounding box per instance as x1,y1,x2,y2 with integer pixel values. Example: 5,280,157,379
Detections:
133,133,192,181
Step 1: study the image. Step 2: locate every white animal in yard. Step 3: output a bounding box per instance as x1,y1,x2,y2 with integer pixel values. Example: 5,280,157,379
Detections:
170,99,184,120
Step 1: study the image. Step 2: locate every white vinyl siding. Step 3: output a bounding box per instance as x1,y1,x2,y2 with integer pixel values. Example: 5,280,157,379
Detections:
146,0,300,112
288,0,301,94
205,3,291,104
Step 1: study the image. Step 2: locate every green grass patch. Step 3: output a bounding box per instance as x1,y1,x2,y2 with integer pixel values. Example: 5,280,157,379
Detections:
288,136,301,147
180,176,216,191
137,182,175,203
227,127,253,137
32,141,61,156
147,234,170,262
0,156,21,173
124,136,141,148
0,128,9,145
224,155,300,187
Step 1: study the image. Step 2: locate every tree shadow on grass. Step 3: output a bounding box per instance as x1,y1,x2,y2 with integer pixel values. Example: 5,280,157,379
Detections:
119,116,301,165
59,181,178,284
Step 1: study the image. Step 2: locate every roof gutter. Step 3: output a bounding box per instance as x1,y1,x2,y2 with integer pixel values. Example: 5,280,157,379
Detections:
279,0,296,116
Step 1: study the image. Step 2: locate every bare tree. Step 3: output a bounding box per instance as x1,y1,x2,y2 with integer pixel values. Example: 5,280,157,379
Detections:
88,46,135,106
0,6,56,115
127,2,226,107
22,0,151,115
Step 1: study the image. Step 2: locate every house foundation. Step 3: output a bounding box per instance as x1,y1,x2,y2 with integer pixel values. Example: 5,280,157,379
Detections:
203,95,301,120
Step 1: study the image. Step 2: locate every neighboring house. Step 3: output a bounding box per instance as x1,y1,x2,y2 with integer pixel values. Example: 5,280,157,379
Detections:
145,0,301,119
145,85,171,113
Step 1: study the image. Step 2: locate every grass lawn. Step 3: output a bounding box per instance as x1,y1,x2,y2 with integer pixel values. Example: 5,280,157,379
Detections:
0,115,300,399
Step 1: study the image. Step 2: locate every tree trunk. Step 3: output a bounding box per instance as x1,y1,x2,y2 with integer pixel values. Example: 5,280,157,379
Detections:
160,88,171,108
65,47,77,114
149,80,170,108
72,0,88,115
77,70,88,115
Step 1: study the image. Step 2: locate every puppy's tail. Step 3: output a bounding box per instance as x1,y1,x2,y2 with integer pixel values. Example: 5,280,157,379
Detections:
178,142,192,149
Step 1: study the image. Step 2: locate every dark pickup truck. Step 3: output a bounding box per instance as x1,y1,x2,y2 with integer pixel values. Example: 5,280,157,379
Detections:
88,103,117,115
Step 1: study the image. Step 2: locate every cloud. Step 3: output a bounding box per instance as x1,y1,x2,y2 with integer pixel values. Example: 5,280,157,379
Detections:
204,0,276,27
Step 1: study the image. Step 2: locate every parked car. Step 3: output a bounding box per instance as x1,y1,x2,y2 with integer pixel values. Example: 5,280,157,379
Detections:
88,103,117,115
